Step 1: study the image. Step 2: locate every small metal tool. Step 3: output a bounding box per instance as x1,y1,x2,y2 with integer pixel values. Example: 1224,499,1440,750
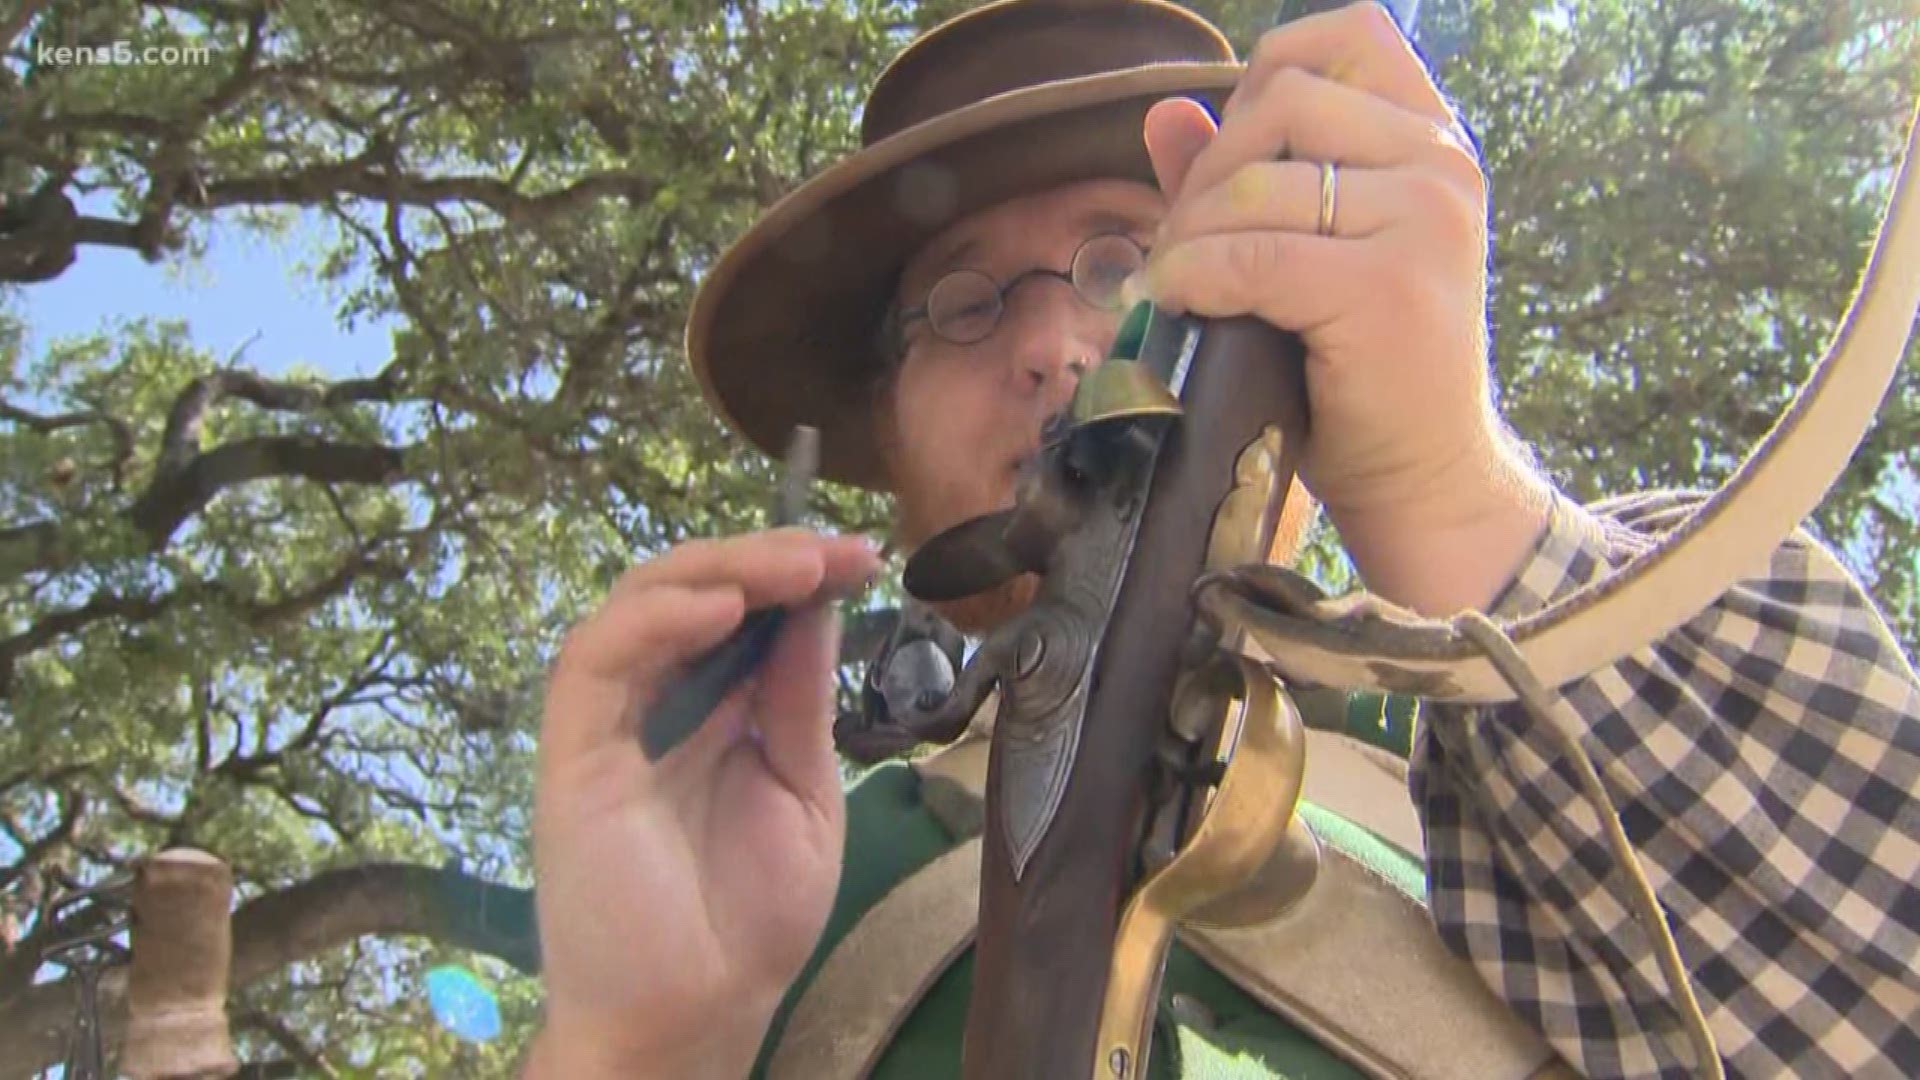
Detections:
640,426,820,761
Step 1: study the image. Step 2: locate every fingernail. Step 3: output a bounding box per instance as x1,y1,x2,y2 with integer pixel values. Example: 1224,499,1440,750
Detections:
1140,253,1171,300
1121,271,1150,310
823,572,878,606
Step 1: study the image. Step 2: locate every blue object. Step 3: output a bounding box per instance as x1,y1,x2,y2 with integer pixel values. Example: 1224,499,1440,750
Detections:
426,965,502,1043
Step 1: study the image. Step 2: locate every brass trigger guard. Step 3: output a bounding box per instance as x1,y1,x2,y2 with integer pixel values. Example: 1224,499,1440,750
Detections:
1093,652,1307,1080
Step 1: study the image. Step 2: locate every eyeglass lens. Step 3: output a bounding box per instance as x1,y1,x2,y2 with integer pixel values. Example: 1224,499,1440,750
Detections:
924,234,1144,345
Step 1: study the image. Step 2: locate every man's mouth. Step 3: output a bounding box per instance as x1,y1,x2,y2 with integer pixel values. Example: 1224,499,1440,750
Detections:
1009,443,1044,482
1006,420,1056,482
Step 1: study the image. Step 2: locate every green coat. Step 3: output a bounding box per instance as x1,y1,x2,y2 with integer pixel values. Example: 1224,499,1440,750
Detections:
751,693,1424,1080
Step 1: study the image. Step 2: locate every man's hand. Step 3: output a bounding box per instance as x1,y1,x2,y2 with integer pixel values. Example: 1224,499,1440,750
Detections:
525,529,880,1079
1139,2,1552,615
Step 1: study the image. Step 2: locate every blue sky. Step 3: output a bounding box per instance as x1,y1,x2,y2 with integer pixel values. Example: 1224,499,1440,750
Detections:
17,203,391,384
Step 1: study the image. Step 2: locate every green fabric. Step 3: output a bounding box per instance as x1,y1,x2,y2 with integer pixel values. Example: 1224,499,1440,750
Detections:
862,936,1368,1079
751,762,955,1078
753,740,1430,1080
1296,800,1425,902
1330,690,1419,760
1293,688,1426,865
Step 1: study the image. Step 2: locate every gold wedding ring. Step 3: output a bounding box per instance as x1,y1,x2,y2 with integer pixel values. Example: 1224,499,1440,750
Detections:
1317,161,1339,238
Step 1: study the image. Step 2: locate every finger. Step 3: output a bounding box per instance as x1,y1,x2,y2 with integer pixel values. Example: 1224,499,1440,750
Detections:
1143,96,1218,201
1159,160,1396,243
612,529,880,612
1185,68,1476,203
1143,229,1370,335
541,583,749,767
749,603,845,826
1233,2,1459,130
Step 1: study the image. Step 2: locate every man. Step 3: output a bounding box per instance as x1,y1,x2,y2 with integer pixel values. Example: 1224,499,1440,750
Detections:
521,2,1920,1078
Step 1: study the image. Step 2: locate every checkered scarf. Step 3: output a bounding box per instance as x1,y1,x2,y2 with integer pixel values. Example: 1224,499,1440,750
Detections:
1412,490,1920,1078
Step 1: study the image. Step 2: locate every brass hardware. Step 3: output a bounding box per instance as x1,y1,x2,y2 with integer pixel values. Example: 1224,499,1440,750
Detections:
1093,652,1307,1077
1184,816,1321,929
1166,665,1227,743
1208,425,1284,571
1069,359,1183,428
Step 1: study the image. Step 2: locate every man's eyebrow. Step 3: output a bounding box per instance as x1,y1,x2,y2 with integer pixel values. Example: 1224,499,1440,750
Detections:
899,233,979,307
905,205,1156,301
925,233,980,274
1072,207,1158,241
930,208,1149,272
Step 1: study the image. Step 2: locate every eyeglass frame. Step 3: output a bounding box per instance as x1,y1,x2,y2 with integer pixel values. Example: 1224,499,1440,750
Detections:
883,232,1149,356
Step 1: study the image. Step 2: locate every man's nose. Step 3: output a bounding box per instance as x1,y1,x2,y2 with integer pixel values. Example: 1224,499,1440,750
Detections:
1000,283,1100,403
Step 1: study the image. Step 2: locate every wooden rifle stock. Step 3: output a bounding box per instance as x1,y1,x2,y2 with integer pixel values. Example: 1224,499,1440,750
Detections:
962,314,1310,1078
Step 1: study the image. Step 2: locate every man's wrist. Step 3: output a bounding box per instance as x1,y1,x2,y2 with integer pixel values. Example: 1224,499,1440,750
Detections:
1325,446,1555,618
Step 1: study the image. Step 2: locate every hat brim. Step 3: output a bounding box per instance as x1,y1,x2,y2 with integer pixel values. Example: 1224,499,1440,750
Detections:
686,62,1244,491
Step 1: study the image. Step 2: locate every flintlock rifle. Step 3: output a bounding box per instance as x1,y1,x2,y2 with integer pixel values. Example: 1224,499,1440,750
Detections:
843,292,1313,1080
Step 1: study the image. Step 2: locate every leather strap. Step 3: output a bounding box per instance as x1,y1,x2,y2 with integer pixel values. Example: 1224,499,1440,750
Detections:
770,738,1571,1080
767,837,983,1080
1195,103,1920,704
1176,842,1575,1080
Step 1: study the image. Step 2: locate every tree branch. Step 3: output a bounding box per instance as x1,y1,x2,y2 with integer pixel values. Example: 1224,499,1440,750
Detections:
140,0,264,20
6,110,175,141
0,861,539,1079
234,1006,338,1079
0,520,64,579
0,789,80,905
4,364,405,581
236,862,539,978
72,214,154,252
2,590,179,672
188,163,661,226
553,261,658,408
130,436,408,548
232,542,412,629
232,1062,307,1080
0,792,94,1000
150,367,399,481
1,396,138,488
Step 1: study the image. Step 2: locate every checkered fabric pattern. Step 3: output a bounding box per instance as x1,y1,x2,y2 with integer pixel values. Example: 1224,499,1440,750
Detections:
1410,490,1920,1079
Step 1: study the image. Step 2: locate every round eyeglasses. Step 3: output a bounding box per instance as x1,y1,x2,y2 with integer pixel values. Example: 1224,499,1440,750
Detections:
898,233,1148,347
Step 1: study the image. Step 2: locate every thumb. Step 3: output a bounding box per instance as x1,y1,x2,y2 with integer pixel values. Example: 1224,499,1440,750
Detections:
1144,97,1218,201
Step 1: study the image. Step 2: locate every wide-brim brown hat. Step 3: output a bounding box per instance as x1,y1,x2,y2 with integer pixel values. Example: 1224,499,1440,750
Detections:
686,0,1244,490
